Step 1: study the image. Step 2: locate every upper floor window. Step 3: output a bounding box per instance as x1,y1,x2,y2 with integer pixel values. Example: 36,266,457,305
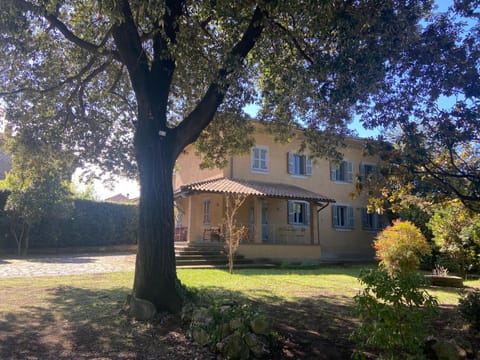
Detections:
360,162,378,182
361,208,382,231
287,152,312,176
288,200,310,225
330,160,353,183
203,199,211,224
251,146,269,173
332,204,355,229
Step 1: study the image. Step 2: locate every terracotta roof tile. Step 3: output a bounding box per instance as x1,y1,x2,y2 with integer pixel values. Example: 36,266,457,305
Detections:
175,177,335,203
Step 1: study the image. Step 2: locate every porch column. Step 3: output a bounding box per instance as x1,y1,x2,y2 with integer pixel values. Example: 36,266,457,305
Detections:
310,201,317,245
186,196,193,243
254,198,263,243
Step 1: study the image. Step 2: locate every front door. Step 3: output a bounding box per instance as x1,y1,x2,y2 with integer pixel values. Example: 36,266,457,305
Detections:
262,202,269,242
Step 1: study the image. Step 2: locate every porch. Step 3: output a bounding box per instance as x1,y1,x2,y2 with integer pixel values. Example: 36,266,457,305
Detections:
174,177,335,255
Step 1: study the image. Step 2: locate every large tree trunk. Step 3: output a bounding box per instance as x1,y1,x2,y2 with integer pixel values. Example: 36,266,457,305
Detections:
132,124,182,313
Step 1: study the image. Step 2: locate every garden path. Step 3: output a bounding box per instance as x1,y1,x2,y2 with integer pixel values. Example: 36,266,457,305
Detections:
0,252,136,278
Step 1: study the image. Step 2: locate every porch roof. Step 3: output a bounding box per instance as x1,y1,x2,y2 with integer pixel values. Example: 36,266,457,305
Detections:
174,177,335,203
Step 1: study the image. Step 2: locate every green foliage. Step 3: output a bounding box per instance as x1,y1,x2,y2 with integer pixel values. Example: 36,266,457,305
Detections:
428,201,480,277
0,199,137,250
352,268,438,359
195,113,255,169
374,220,431,275
360,7,480,212
0,134,74,255
458,290,480,332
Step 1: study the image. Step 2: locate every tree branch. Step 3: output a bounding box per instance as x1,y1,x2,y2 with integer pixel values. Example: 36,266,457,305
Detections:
0,56,104,97
111,0,151,101
149,0,184,127
12,0,120,61
269,18,314,65
172,6,266,158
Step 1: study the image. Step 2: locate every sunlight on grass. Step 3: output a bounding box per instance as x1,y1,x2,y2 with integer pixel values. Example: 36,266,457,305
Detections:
0,267,478,315
177,267,365,302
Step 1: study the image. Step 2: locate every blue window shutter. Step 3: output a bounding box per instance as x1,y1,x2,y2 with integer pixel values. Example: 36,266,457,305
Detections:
360,163,365,181
261,149,268,170
347,161,353,182
306,157,313,176
330,163,337,181
348,206,355,228
305,202,310,225
362,208,368,229
287,152,294,174
332,205,338,227
288,201,294,224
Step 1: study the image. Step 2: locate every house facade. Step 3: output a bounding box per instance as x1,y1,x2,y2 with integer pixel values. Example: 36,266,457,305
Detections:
173,125,383,262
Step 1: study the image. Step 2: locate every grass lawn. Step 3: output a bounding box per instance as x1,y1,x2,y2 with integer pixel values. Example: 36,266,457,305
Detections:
1,266,479,359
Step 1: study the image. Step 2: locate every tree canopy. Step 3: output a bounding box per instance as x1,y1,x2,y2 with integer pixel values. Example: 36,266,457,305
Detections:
1,0,478,311
362,1,480,211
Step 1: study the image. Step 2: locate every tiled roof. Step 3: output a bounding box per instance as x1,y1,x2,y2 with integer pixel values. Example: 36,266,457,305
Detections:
175,177,335,203
104,193,137,204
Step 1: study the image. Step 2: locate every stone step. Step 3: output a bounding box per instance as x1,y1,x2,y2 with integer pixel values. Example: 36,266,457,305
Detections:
175,249,227,256
175,254,245,261
173,242,277,269
176,262,277,269
176,258,254,266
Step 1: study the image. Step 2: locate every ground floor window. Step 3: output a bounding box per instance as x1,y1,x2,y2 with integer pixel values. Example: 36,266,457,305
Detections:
288,200,310,225
332,204,354,229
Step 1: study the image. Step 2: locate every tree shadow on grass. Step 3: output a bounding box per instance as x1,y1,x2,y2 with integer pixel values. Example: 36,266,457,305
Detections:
191,286,358,359
0,286,213,360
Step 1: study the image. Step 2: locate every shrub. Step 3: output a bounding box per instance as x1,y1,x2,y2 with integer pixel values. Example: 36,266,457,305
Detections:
374,220,431,275
352,268,438,359
458,290,480,332
428,202,480,278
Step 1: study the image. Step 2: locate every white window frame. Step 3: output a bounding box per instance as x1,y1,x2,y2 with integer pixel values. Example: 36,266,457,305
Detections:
361,208,382,231
330,160,353,183
332,204,355,230
288,200,310,226
287,152,313,177
251,146,269,173
203,199,211,225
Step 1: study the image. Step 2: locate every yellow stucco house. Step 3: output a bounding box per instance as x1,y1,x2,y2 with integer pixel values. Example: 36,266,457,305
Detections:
173,125,383,262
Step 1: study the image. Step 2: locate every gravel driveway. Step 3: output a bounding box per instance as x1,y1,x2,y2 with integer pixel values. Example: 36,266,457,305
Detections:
0,252,136,279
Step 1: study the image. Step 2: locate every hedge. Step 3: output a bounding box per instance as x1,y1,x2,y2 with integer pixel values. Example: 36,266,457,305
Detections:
0,196,138,250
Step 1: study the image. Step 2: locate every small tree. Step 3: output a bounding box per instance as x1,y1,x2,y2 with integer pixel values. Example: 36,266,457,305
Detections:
374,219,431,276
223,194,248,274
0,134,74,255
428,201,480,278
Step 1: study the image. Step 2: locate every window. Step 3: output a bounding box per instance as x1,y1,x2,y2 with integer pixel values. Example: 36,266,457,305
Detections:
362,208,382,231
360,162,378,182
203,199,211,224
251,146,269,172
287,152,312,176
332,205,355,229
288,200,310,225
330,160,353,182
